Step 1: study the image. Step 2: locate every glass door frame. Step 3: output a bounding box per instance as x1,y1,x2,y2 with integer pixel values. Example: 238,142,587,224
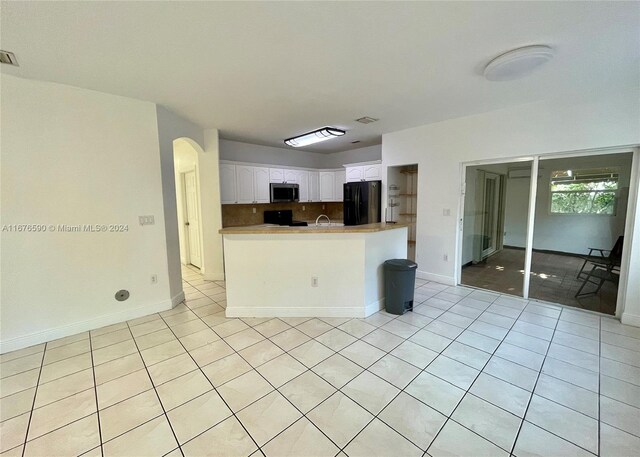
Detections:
456,147,638,317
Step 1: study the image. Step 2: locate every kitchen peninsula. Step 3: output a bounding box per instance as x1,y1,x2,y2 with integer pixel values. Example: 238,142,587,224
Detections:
219,223,408,318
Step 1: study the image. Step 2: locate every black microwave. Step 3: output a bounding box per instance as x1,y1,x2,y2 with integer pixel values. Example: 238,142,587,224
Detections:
270,183,299,203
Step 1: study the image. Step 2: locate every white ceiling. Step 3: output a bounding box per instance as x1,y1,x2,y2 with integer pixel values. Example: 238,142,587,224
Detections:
1,1,638,153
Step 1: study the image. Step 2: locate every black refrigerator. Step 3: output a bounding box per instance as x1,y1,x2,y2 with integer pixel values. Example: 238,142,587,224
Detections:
343,181,382,226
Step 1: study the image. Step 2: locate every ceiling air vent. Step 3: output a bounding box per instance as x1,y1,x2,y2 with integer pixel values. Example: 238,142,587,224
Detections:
0,50,18,66
355,116,378,124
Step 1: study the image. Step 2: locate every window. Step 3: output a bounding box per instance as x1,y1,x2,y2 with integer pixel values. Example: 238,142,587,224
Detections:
550,168,618,215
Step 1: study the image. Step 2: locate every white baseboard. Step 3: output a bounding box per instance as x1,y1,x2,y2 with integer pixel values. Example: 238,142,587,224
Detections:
0,299,174,354
416,270,455,286
621,312,640,328
364,298,385,317
203,272,225,281
226,306,371,319
172,291,185,307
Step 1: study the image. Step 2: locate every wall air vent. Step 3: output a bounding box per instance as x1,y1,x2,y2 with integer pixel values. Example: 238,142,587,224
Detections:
0,50,19,66
355,117,378,124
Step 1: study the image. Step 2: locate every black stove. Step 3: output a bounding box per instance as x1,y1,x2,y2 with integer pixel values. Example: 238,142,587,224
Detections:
264,210,308,227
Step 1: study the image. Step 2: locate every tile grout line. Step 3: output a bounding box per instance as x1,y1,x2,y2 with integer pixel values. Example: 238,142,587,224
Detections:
507,306,598,456
19,342,47,457
176,283,428,453
422,293,531,456
123,321,185,457
153,312,264,456
325,290,511,453
4,273,634,455
87,332,104,456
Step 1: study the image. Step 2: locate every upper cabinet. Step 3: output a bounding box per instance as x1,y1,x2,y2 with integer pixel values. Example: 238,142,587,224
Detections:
319,170,346,202
308,171,319,202
220,163,238,204
269,168,298,183
236,165,270,204
295,170,309,202
319,172,335,202
335,170,346,202
345,162,382,182
269,168,285,183
221,161,356,204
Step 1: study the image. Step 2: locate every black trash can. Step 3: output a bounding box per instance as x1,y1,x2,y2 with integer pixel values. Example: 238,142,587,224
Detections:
384,259,418,315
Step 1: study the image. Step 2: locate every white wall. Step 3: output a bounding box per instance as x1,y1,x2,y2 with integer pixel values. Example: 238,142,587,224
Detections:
323,145,382,168
382,88,640,315
1,75,172,352
220,139,326,168
219,139,381,169
155,106,206,300
201,130,225,281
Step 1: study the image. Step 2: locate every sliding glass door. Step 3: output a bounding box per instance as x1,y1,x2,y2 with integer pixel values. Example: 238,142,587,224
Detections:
529,152,633,314
459,150,634,315
460,161,532,297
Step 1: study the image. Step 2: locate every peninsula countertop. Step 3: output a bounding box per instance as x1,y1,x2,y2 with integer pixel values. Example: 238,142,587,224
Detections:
219,222,408,235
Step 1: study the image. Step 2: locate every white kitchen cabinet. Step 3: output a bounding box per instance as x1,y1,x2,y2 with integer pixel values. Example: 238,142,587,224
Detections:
295,170,309,202
254,167,270,203
220,163,238,204
363,164,382,181
345,163,382,182
346,167,364,182
284,169,298,183
269,168,285,183
237,165,270,203
308,171,319,202
319,172,335,202
334,170,346,202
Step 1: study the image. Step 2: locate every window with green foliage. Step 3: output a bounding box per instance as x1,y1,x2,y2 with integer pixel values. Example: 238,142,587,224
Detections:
550,168,618,215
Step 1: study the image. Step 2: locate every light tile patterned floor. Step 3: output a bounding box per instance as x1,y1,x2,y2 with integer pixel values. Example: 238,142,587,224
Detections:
1,265,640,456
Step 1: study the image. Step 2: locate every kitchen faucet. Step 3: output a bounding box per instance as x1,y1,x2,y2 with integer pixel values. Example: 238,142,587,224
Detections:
315,214,331,226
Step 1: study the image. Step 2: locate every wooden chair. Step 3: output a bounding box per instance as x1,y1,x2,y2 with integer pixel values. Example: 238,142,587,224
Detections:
576,236,623,280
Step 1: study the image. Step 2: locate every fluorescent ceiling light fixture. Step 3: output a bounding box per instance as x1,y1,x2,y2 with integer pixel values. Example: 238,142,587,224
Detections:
284,127,345,147
484,45,554,81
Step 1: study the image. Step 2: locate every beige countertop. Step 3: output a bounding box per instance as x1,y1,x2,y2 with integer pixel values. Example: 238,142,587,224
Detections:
219,222,409,235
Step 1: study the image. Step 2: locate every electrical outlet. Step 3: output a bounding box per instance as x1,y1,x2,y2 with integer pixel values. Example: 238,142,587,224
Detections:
252,207,256,214
151,274,158,284
302,205,305,211
443,208,451,216
443,254,448,261
311,276,318,287
322,204,325,210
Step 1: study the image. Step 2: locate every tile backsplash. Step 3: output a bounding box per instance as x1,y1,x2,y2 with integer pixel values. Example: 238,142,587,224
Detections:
221,202,344,227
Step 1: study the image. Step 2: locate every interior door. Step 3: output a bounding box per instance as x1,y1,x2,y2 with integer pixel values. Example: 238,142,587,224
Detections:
184,171,202,268
481,172,501,258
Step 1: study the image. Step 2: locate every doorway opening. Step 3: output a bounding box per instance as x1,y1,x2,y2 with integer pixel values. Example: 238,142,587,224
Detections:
173,139,204,270
387,164,419,261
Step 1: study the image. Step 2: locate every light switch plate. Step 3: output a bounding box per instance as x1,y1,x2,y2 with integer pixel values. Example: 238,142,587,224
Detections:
139,215,155,226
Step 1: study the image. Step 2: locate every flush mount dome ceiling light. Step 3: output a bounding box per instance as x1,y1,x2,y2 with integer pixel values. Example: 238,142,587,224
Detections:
484,45,554,81
284,127,345,147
